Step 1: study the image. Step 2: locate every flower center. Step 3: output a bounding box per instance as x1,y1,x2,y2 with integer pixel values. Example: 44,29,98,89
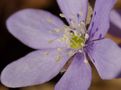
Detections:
65,20,88,50
70,31,85,49
56,20,88,51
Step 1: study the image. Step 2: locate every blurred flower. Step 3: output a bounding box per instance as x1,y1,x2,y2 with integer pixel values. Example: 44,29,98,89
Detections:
1,0,121,90
109,9,121,38
107,9,121,44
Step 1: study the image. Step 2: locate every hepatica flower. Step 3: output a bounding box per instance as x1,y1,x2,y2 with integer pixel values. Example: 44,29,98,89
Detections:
1,0,121,90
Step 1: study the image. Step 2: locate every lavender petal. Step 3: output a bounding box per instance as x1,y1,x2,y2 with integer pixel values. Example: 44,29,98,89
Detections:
55,53,91,90
87,39,121,79
1,49,70,87
57,0,88,25
88,0,116,40
6,9,67,49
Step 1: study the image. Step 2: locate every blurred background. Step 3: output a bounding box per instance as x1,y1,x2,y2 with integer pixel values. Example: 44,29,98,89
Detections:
0,0,121,90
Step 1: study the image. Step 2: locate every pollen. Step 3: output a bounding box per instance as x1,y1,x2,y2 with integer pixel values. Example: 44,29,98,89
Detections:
84,59,89,64
56,55,62,62
47,18,53,23
43,51,49,56
58,33,69,43
48,39,54,43
59,13,65,18
57,48,63,52
67,50,75,57
54,28,61,33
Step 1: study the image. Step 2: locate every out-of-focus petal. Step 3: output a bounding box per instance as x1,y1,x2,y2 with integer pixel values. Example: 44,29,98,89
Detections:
87,39,121,79
1,49,72,87
109,9,121,38
6,9,68,49
55,53,91,90
88,0,116,40
57,0,88,25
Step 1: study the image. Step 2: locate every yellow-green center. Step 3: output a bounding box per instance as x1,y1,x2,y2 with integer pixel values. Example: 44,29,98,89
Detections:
70,33,85,49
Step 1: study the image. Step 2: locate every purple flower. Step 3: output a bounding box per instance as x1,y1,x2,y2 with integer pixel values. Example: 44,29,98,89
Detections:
109,9,121,37
1,0,121,90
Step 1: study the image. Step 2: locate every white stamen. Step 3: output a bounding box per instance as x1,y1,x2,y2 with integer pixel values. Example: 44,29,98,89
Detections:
85,34,89,39
57,48,63,52
81,43,84,47
84,59,89,64
43,51,49,56
78,50,83,53
56,55,62,62
47,18,53,23
67,50,75,57
54,28,60,33
48,39,54,43
59,13,65,18
60,68,66,73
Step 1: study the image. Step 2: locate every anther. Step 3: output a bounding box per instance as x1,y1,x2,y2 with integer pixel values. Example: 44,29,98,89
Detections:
56,55,62,62
84,59,89,64
47,18,53,23
59,13,65,18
